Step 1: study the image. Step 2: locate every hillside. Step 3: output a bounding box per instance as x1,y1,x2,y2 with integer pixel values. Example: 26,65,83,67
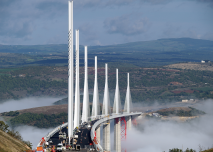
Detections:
165,62,213,71
155,107,205,117
0,129,30,152
16,104,68,115
0,105,69,128
203,148,213,152
0,64,213,103
0,38,213,67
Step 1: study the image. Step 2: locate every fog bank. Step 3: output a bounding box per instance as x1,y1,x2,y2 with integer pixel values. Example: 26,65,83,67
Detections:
0,96,65,113
123,100,213,152
14,125,54,149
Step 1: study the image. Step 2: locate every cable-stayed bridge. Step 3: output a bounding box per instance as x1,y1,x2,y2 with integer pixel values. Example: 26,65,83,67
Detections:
37,112,142,151
36,1,142,151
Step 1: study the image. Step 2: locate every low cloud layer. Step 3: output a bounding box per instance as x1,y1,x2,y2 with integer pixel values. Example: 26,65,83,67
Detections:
0,97,64,113
14,125,54,149
123,100,213,152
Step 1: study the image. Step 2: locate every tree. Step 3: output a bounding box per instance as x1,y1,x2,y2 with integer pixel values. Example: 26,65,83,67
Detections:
0,121,9,132
185,148,196,152
169,148,183,152
7,130,23,141
23,140,33,149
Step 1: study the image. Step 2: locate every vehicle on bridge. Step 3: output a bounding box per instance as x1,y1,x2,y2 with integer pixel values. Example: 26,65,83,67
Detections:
56,143,66,152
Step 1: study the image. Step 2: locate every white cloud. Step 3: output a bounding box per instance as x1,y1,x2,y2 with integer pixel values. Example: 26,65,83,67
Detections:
104,15,151,36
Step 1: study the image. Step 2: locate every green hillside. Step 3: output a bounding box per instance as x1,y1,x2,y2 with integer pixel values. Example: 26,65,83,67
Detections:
0,65,213,102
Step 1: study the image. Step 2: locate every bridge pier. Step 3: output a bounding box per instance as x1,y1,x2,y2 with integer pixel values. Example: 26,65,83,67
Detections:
114,118,121,152
126,116,131,130
103,120,110,151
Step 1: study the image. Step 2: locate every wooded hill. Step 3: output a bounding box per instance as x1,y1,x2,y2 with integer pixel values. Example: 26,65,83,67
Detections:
156,107,205,117
0,63,213,103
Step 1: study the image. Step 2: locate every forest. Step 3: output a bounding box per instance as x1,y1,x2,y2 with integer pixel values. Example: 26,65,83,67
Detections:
157,107,205,117
0,65,213,103
10,112,68,128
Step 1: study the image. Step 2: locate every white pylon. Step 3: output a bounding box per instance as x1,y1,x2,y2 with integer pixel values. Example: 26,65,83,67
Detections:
92,56,100,119
74,29,80,129
113,69,122,114
102,63,111,116
68,0,74,143
82,46,90,123
124,73,132,113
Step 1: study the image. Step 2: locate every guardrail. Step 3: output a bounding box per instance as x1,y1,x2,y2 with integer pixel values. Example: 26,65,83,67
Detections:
37,122,68,147
90,112,142,152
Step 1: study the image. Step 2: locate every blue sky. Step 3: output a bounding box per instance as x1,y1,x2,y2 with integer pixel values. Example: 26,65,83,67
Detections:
0,0,212,45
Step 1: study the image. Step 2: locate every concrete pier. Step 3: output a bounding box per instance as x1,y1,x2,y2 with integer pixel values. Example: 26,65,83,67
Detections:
114,118,121,152
103,120,110,151
126,116,131,130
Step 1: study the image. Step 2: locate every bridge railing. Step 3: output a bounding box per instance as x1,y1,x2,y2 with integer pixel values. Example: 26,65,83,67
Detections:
37,122,68,147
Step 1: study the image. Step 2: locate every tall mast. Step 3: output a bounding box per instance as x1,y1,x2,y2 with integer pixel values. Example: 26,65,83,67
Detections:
124,73,132,113
82,46,90,123
113,69,121,114
74,29,80,129
68,0,74,143
102,63,110,116
92,56,100,118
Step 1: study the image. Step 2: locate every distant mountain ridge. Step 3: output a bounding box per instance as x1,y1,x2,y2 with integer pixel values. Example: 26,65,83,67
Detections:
0,38,212,67
89,38,213,52
0,38,212,54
